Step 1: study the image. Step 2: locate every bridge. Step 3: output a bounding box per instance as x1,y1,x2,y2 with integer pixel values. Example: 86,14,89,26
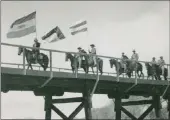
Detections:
1,43,170,120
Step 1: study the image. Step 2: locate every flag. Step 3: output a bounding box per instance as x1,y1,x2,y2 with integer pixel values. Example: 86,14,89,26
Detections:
7,11,36,38
42,26,65,43
70,20,87,29
70,20,87,35
71,27,87,35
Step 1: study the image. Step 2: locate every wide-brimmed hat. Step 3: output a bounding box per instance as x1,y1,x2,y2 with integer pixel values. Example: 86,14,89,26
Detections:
90,44,95,47
153,57,155,59
132,49,136,52
122,52,124,54
77,47,82,49
160,56,163,58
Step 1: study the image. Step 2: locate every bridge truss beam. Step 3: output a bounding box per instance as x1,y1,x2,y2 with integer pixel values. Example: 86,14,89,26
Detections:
111,94,162,120
44,94,92,120
36,85,92,120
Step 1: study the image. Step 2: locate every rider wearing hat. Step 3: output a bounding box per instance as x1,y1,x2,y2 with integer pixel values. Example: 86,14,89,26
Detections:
120,52,128,72
157,56,165,75
131,49,139,61
150,57,157,66
33,38,41,63
131,49,139,67
89,44,97,66
77,47,83,68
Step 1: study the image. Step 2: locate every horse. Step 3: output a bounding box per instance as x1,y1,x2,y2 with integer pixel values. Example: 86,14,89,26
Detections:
65,53,87,73
109,59,128,77
109,59,144,78
65,53,103,75
160,66,168,80
145,62,160,80
18,46,49,71
126,60,144,78
86,55,103,75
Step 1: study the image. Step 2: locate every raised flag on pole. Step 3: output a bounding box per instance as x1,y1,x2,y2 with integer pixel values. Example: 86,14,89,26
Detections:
70,20,87,35
42,26,65,43
7,11,36,38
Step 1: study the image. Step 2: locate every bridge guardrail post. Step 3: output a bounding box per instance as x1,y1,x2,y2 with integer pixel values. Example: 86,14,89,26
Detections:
116,58,119,82
168,64,170,81
135,60,138,83
23,48,26,75
90,55,100,98
49,51,52,75
75,53,78,78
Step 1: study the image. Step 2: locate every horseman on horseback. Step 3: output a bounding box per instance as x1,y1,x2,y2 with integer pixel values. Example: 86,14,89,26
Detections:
120,52,128,73
32,38,41,63
131,49,139,67
150,57,157,66
157,56,166,76
77,47,87,68
88,44,97,67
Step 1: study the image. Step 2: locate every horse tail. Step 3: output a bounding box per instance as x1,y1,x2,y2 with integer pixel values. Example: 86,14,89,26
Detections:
139,62,143,70
99,59,103,74
43,54,49,70
164,68,168,80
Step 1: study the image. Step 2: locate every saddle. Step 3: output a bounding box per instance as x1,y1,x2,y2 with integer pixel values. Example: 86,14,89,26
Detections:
33,53,43,63
88,56,94,64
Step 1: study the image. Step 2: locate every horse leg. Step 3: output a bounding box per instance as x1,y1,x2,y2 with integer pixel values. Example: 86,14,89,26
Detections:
155,75,158,80
72,67,75,73
141,71,144,79
128,72,131,78
151,75,154,80
27,62,32,70
30,64,33,70
27,64,30,70
164,74,167,81
39,62,44,71
83,67,86,73
91,67,94,74
86,67,89,74
99,68,102,75
137,71,140,78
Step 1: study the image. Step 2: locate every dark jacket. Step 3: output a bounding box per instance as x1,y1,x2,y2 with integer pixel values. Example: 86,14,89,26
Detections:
33,42,41,53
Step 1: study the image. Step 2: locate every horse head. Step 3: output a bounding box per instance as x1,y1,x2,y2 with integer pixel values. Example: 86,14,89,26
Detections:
18,46,24,55
65,53,69,61
65,53,73,61
145,62,150,70
109,59,117,68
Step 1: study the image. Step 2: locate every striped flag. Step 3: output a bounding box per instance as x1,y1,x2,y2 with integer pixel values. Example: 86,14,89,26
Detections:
42,26,65,43
7,11,36,38
70,20,87,35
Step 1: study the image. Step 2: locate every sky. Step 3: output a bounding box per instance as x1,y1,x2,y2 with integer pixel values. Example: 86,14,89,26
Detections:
1,1,170,119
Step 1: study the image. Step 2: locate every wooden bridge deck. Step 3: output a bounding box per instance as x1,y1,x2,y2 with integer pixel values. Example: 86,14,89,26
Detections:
1,67,170,97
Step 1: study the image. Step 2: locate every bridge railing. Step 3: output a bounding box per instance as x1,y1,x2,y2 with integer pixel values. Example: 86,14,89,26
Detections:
1,42,170,79
1,43,170,96
1,62,117,76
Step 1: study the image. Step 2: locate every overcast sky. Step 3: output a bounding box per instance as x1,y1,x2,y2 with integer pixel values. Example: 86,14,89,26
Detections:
1,1,169,119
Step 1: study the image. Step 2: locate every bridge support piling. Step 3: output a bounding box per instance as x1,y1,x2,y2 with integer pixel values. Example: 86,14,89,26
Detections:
152,95,161,118
44,94,52,120
83,89,92,119
115,97,121,120
110,94,163,120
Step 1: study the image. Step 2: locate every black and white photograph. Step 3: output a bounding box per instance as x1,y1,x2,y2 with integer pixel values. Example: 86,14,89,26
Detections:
1,1,170,119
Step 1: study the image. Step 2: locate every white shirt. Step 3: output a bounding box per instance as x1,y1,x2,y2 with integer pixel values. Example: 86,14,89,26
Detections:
131,53,139,61
90,47,96,54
